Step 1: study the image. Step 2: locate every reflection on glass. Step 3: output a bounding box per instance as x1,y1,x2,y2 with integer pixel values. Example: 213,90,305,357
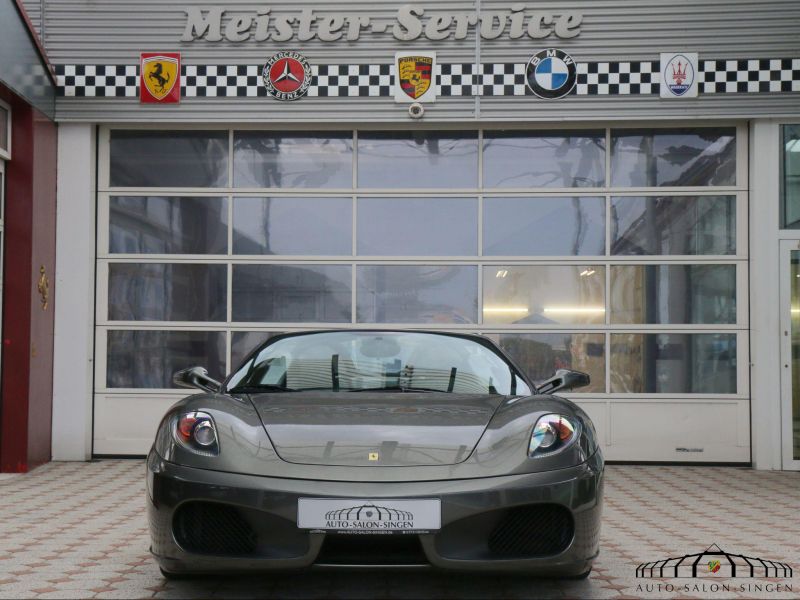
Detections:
232,264,351,323
108,263,226,322
483,131,605,188
483,197,605,256
611,196,736,255
781,125,800,228
109,130,228,187
233,197,352,255
610,264,736,324
488,333,605,393
109,196,228,254
231,331,283,368
357,265,478,324
233,132,353,188
611,128,736,187
357,197,477,256
106,330,226,388
482,265,605,325
610,333,736,393
357,131,478,188
790,251,800,459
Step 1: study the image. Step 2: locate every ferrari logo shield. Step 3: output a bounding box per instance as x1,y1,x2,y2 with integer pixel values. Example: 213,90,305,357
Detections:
140,53,181,103
368,452,379,461
394,51,436,103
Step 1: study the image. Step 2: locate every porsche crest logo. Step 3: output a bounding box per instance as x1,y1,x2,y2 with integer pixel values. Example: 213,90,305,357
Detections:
140,53,181,103
394,51,436,103
398,56,432,99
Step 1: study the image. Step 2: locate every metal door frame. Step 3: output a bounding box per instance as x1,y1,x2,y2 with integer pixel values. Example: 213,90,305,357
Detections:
778,239,800,469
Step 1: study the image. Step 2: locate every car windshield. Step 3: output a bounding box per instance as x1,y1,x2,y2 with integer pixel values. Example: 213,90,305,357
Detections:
226,331,530,395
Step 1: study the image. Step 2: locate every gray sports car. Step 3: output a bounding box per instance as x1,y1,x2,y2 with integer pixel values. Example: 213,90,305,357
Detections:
147,330,603,578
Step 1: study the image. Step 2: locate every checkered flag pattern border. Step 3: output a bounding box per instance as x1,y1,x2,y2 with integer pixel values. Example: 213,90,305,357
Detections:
55,59,800,98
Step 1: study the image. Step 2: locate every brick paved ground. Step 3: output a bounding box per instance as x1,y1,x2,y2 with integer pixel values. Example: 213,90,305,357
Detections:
0,461,798,599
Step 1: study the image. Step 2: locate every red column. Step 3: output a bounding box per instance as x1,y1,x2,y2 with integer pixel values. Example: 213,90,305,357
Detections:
0,86,57,472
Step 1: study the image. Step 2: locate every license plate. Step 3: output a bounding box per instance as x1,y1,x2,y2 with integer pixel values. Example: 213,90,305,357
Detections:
297,498,441,533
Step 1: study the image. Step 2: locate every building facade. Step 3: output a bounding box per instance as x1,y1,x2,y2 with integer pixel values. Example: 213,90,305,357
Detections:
2,0,800,469
0,0,57,472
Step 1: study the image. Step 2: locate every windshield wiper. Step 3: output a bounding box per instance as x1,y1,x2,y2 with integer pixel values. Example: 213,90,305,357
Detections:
227,384,296,393
348,386,441,393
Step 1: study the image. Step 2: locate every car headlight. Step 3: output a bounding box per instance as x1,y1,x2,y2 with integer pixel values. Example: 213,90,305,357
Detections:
528,414,578,458
173,411,219,456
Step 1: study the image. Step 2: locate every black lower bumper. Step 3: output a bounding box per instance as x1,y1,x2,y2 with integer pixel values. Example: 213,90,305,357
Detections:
147,450,603,576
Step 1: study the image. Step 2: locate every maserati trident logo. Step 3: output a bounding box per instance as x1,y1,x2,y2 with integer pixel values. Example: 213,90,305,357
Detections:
262,51,312,101
660,52,699,98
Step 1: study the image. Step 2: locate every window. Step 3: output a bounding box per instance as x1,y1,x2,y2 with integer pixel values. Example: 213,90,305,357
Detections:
483,131,605,188
357,131,478,188
109,130,228,187
483,265,605,325
483,196,605,256
610,333,737,394
233,196,352,255
610,264,736,324
357,197,477,256
357,265,478,324
233,132,353,189
611,128,736,187
611,196,735,255
0,103,9,158
782,125,800,229
109,196,228,254
97,126,745,402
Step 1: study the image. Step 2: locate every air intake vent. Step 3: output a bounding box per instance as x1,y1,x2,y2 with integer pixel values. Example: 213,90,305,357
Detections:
173,502,257,556
487,504,573,559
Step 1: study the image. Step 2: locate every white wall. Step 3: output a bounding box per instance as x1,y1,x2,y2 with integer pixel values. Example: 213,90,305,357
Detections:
749,120,783,470
52,124,96,460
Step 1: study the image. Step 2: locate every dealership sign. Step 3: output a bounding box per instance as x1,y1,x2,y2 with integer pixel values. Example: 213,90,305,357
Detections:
181,5,583,43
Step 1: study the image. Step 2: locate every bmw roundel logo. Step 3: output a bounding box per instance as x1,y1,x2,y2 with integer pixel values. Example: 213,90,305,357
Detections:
525,49,578,100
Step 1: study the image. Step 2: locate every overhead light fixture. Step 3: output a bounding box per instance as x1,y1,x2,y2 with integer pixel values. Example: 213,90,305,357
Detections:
579,269,596,277
495,269,509,278
542,306,606,314
483,306,529,314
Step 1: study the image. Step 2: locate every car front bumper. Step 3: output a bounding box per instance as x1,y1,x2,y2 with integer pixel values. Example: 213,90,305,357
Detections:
147,449,603,576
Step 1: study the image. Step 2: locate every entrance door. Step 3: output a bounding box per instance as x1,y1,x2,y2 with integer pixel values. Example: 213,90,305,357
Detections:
779,240,800,469
0,159,4,382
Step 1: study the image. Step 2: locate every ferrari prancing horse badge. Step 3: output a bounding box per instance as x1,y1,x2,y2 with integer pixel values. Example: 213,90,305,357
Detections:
140,52,181,103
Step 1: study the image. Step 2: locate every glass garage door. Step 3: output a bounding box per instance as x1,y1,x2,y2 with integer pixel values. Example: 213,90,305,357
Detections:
94,125,749,458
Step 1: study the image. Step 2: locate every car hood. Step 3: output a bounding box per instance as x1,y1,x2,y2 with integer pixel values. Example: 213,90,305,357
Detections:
247,391,505,467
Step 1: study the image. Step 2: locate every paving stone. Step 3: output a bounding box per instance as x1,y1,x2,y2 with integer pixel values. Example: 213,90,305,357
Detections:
0,461,798,599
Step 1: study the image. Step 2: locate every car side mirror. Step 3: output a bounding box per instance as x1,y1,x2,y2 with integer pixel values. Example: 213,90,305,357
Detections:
173,366,221,394
536,369,590,395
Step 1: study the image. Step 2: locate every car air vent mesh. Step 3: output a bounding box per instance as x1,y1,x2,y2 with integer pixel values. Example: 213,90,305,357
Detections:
487,504,573,559
173,502,257,556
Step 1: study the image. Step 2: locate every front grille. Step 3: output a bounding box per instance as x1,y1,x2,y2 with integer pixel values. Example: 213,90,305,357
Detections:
173,502,257,556
316,534,428,566
487,504,573,559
